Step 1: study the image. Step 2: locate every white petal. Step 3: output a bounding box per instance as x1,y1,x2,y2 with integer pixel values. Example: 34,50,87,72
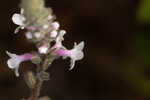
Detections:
12,14,26,26
70,41,84,60
14,26,21,34
75,41,84,51
67,47,84,70
59,30,66,36
14,66,19,77
20,8,24,15
6,51,21,77
6,51,17,58
56,30,66,42
71,50,84,60
38,46,48,54
69,59,75,70
75,51,84,60
7,54,21,69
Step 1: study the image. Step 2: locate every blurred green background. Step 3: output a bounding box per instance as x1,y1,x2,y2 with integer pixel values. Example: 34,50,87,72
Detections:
1,0,150,100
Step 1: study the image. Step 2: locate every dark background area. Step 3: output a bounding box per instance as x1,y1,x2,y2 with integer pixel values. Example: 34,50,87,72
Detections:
1,0,150,100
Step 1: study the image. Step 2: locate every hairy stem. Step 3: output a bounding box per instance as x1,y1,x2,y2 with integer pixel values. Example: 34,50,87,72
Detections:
29,78,42,100
27,57,53,100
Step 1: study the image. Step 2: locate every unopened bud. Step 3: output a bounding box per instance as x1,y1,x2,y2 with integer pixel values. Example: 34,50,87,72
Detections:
34,32,41,39
38,45,48,54
51,21,60,30
25,32,32,39
50,30,57,38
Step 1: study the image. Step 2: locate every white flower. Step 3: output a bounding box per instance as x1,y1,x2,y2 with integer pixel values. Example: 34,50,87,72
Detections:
6,51,34,77
12,8,26,34
68,41,84,70
54,41,84,70
51,30,66,50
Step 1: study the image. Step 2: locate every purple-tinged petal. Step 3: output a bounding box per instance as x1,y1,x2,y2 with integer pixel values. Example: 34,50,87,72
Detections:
55,49,71,56
27,26,36,31
6,51,34,77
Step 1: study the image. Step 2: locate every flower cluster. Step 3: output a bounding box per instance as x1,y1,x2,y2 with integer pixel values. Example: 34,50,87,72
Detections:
7,8,85,77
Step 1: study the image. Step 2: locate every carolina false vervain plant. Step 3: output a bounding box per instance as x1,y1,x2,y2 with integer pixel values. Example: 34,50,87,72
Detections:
6,0,84,100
